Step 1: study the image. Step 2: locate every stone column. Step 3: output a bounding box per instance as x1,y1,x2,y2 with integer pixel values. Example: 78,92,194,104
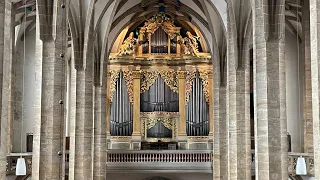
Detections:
106,71,111,137
132,70,141,138
73,58,94,180
303,0,313,153
208,71,214,137
219,87,228,179
68,56,77,180
309,0,320,178
177,71,187,137
252,0,288,179
226,11,238,179
32,2,67,179
93,65,107,179
0,0,14,178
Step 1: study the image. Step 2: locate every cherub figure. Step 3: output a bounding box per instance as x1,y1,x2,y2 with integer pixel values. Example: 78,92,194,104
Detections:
119,32,137,56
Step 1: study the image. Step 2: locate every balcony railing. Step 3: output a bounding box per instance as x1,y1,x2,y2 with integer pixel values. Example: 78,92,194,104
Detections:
107,150,212,163
288,152,314,176
106,150,213,173
7,153,32,175
251,151,314,176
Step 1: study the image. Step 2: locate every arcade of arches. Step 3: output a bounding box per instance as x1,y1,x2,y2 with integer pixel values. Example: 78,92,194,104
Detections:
0,0,319,180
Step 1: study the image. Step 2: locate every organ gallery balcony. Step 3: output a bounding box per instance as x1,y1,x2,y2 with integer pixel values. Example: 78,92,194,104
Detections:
106,150,213,173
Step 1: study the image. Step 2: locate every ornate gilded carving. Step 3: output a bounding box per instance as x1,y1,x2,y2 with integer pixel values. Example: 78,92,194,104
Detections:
188,136,209,140
146,118,173,130
111,136,132,140
199,69,211,103
122,70,134,103
140,13,181,40
185,70,197,102
109,70,120,103
140,71,159,93
181,32,200,56
140,111,179,139
159,70,178,93
140,70,178,93
119,32,137,56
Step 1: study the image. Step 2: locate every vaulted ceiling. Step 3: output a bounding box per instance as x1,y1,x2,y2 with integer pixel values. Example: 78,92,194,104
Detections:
14,0,303,63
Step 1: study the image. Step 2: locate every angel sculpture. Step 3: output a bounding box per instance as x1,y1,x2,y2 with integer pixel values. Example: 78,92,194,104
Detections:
181,31,200,57
119,32,137,56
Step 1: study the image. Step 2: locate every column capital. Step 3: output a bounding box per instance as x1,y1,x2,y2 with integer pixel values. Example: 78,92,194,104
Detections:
177,70,185,79
132,70,141,79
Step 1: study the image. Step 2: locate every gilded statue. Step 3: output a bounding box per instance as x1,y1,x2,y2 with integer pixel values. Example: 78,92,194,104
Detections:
119,32,137,56
181,31,200,56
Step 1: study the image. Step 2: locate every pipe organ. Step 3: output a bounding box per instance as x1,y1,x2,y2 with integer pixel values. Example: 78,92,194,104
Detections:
108,13,213,150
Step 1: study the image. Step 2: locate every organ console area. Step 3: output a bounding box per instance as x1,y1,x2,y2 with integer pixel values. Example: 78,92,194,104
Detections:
107,13,213,150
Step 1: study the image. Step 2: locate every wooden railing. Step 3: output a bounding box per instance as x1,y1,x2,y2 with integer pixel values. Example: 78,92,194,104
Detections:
107,150,212,163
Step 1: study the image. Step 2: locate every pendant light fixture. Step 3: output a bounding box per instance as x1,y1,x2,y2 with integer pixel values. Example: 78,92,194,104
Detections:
16,1,27,176
295,2,307,176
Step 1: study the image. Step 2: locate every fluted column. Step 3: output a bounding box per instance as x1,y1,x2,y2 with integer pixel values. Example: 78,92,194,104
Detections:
177,70,187,137
32,1,67,179
132,70,141,137
309,0,320,178
0,0,14,178
303,0,313,153
252,0,288,179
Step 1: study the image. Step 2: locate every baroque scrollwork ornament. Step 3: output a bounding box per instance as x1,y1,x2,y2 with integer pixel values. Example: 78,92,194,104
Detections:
109,70,120,103
122,70,134,103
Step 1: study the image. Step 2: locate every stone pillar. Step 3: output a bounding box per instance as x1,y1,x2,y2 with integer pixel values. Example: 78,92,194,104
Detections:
226,11,238,179
0,0,13,178
68,56,77,180
106,71,111,137
177,71,187,137
303,0,313,153
32,2,67,179
208,71,214,137
309,0,320,178
93,69,107,179
219,87,228,179
132,70,141,137
236,37,252,179
252,0,288,179
72,58,94,179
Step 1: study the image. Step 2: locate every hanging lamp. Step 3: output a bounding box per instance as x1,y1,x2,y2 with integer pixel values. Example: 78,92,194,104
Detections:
294,2,307,176
16,1,27,175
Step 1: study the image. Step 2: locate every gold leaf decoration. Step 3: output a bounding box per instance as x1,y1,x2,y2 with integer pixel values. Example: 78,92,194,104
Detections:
140,71,159,93
199,69,211,103
109,70,120,103
185,70,197,103
159,70,178,93
146,118,173,130
122,70,134,103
